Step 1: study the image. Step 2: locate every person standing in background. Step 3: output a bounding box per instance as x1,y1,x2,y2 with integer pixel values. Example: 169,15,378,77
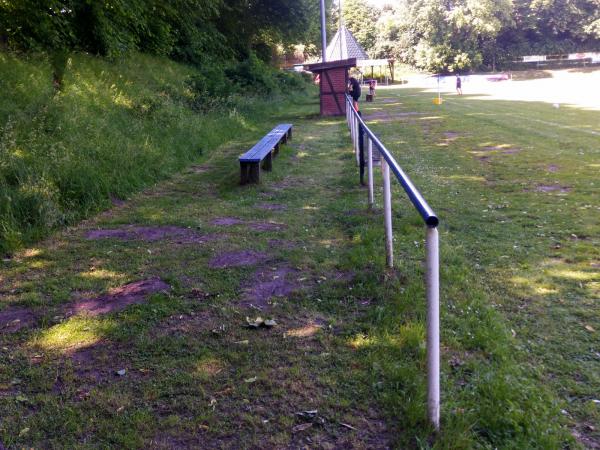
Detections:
456,74,463,95
348,77,361,111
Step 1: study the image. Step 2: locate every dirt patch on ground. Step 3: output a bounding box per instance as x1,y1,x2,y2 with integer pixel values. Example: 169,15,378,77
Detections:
239,266,308,310
211,217,245,226
187,164,211,174
572,428,600,449
256,203,287,211
66,340,151,392
328,270,355,283
110,196,126,207
153,310,220,338
444,131,461,140
534,185,572,193
66,278,170,317
547,164,560,172
209,250,270,269
247,222,287,232
1,278,170,333
0,307,38,333
267,239,297,249
85,226,216,244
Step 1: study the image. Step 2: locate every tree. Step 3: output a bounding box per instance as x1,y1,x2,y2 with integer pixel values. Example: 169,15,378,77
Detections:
341,0,380,54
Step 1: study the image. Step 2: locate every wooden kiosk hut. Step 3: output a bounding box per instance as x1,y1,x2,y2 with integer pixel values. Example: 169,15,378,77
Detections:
305,58,356,117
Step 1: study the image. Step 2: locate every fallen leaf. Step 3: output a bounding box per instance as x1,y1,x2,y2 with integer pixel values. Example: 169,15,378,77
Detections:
264,319,277,328
18,427,30,437
235,340,249,345
116,369,127,376
244,376,257,383
339,422,357,430
584,325,595,332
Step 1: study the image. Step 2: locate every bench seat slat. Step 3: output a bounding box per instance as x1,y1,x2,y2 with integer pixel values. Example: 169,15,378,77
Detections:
239,124,292,162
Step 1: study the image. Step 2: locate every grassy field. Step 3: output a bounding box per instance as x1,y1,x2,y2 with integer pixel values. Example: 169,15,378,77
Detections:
0,76,598,448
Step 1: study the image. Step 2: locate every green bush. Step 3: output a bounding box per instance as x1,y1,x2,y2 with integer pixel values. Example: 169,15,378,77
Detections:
224,53,278,95
185,54,309,112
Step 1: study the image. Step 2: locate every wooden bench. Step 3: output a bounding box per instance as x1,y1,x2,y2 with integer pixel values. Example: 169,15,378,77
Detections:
239,124,293,184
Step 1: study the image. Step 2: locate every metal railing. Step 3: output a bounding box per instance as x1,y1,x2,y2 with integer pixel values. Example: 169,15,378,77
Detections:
345,94,441,430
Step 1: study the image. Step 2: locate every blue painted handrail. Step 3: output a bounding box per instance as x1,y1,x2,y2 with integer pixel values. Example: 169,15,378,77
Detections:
346,94,439,227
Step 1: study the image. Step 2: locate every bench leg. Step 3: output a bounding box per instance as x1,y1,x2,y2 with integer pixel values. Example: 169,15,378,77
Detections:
273,143,280,156
249,162,260,183
287,128,292,141
240,162,260,184
240,162,250,184
262,151,272,171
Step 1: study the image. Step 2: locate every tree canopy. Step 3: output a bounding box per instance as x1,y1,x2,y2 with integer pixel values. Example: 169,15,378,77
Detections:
0,0,323,64
340,0,600,72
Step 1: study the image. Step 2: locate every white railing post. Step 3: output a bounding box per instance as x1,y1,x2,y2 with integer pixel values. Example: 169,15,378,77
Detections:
426,226,440,431
355,115,360,166
350,110,354,141
367,137,374,207
381,158,393,268
346,99,350,128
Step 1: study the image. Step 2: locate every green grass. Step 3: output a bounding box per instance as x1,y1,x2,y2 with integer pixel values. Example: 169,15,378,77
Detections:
1,76,598,448
0,51,307,253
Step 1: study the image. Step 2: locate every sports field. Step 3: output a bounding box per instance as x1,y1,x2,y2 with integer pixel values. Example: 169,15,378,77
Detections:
363,71,599,446
0,70,598,448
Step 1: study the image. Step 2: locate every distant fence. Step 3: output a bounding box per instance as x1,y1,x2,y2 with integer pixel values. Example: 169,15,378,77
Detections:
345,94,441,430
512,51,600,69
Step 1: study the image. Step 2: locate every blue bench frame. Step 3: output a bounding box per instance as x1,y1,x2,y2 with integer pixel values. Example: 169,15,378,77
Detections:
239,124,293,184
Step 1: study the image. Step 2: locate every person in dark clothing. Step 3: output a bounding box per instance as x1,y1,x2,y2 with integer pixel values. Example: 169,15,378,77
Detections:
348,77,361,111
456,74,463,95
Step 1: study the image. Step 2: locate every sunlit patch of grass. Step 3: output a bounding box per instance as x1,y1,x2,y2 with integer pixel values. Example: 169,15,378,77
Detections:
284,324,322,338
534,286,558,295
549,269,599,281
31,317,110,352
19,248,43,258
80,268,125,281
26,260,49,269
348,324,425,351
195,357,225,377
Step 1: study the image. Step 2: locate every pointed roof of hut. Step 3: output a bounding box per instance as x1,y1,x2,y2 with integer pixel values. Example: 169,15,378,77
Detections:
325,25,368,62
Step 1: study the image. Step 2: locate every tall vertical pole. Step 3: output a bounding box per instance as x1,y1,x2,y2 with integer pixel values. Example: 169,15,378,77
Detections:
381,158,393,268
320,0,327,62
367,138,374,207
426,226,440,430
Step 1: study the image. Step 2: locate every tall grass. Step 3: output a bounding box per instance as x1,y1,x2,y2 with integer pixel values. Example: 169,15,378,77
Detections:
0,52,307,253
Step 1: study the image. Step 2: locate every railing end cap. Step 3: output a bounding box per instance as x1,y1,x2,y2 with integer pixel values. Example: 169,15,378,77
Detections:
426,216,439,227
